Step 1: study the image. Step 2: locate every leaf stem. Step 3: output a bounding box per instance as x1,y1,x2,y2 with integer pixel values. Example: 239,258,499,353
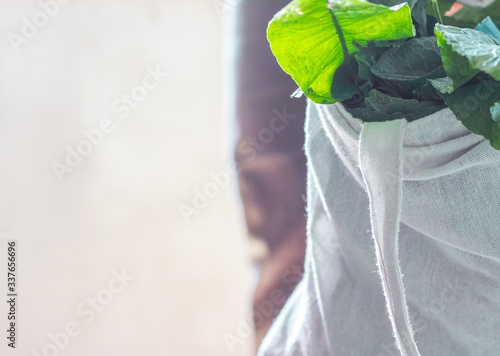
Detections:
432,0,443,24
328,5,351,62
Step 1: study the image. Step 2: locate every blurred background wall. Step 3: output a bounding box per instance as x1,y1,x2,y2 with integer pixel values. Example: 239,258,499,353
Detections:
0,1,254,355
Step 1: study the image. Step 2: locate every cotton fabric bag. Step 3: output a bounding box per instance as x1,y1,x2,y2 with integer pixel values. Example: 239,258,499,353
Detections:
258,101,500,356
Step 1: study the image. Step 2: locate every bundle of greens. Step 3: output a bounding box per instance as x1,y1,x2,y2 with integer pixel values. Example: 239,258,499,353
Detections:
267,0,500,149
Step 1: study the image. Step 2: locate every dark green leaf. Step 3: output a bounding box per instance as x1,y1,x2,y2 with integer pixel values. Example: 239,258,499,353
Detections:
419,80,444,101
345,89,446,122
439,78,500,149
366,89,419,113
413,0,430,36
370,37,445,81
331,59,361,101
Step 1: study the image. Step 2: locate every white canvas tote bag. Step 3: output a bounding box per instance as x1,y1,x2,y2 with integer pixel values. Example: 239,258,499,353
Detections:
258,101,500,356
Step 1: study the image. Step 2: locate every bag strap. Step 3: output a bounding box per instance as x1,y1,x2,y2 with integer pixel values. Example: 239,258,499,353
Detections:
359,119,421,356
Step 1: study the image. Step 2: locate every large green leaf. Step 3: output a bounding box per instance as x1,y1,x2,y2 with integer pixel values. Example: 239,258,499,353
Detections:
440,78,500,149
435,24,500,91
267,0,414,104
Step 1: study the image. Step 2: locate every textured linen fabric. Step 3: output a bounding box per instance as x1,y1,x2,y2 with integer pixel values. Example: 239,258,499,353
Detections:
258,101,500,356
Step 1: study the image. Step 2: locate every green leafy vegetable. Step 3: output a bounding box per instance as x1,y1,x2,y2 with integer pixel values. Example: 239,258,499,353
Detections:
433,25,480,92
432,17,500,150
365,89,443,115
370,37,445,81
330,59,361,101
347,89,445,122
435,24,500,87
440,77,500,149
267,0,500,148
413,0,431,36
267,0,414,104
342,36,446,122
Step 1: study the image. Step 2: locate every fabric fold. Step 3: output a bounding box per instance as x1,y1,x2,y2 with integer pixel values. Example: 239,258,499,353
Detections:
257,101,500,356
359,119,421,356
